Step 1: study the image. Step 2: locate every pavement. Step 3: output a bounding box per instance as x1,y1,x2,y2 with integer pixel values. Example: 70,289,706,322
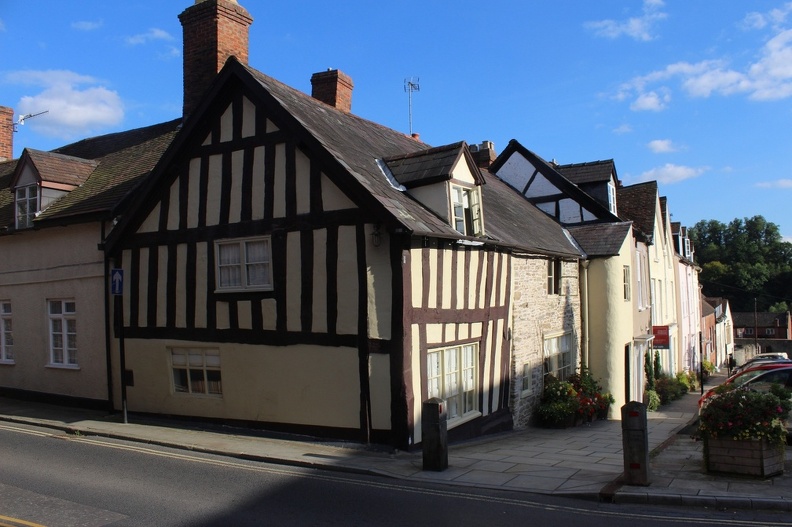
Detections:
2,373,792,512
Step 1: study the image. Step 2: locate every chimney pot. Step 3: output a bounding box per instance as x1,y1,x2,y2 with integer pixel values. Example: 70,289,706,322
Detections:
310,69,354,113
471,140,496,169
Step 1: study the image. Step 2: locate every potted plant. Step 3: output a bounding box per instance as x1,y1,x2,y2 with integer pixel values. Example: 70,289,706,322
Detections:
536,376,579,427
699,383,791,477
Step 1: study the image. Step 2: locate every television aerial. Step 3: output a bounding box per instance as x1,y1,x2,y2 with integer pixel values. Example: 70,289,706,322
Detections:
404,77,420,136
15,110,49,131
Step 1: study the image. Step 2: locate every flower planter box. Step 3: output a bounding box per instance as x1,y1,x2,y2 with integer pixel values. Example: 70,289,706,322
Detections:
705,437,785,478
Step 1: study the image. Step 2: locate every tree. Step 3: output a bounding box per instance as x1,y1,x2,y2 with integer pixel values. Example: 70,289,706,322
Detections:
689,215,792,312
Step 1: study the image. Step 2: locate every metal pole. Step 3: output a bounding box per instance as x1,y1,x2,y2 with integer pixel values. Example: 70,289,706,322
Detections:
699,331,704,395
114,293,128,424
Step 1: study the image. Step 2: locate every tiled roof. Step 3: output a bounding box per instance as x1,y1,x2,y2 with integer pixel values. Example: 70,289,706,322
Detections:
22,149,98,188
384,142,468,189
616,181,657,239
0,119,180,232
732,311,791,327
556,159,617,185
480,170,583,257
566,222,633,257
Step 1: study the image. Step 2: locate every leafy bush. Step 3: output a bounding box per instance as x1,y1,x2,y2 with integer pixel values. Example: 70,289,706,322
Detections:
645,389,661,411
536,377,579,425
676,371,698,392
655,375,687,405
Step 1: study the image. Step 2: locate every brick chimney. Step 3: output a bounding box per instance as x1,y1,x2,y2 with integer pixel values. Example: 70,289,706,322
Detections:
470,141,496,169
310,69,353,113
179,0,253,118
0,106,13,162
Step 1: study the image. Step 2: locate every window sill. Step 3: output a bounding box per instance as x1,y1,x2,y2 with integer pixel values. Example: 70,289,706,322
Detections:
0,360,15,366
447,411,482,430
46,364,80,371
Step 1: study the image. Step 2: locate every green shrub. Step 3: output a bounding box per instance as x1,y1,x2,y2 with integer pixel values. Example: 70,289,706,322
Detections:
654,375,687,404
676,371,698,392
645,389,661,411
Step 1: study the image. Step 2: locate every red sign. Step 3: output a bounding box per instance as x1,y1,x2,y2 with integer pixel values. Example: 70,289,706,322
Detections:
653,326,670,349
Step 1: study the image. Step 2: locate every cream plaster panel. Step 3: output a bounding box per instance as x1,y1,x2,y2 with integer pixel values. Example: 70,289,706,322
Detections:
410,249,423,309
187,158,201,228
175,244,187,328
312,229,328,333
229,150,244,224
266,119,279,132
238,301,252,330
427,248,437,309
16,164,36,186
220,103,233,142
481,320,495,413
499,255,509,307
537,202,554,217
321,173,355,211
138,203,160,233
365,225,391,340
295,149,311,215
286,232,302,332
336,226,358,335
471,322,483,339
445,323,455,340
122,249,132,327
407,183,450,221
273,143,286,218
468,251,479,308
202,132,211,146
494,155,535,195
411,324,422,445
455,250,465,310
206,154,223,226
216,302,230,330
157,247,168,327
195,242,208,328
137,247,149,328
426,324,443,345
118,340,361,428
559,198,582,224
251,146,266,220
478,254,488,309
524,172,559,198
450,157,477,185
242,96,256,138
369,353,392,430
458,324,470,341
582,209,597,222
167,180,179,230
442,247,453,309
261,298,277,330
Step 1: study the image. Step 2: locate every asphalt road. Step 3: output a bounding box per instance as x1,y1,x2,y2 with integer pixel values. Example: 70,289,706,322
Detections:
2,421,791,527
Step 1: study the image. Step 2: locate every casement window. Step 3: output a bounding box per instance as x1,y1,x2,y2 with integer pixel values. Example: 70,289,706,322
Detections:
745,327,754,336
171,348,222,396
427,343,479,421
49,300,77,367
450,184,482,237
607,181,617,215
0,301,13,363
623,265,631,301
15,184,38,229
215,237,272,291
520,363,534,397
766,328,776,336
544,332,573,381
547,259,562,295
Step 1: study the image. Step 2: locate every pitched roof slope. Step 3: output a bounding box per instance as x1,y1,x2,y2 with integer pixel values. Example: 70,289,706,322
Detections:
384,142,468,189
22,149,98,187
555,159,618,186
617,181,658,240
566,222,633,257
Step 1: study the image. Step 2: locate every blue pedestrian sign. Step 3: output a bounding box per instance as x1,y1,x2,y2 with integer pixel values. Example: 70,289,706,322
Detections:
111,269,124,296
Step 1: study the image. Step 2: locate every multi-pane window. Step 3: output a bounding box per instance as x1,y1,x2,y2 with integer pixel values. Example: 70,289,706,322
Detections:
171,348,222,395
547,259,561,295
450,185,482,237
1,301,13,362
15,185,38,229
216,237,272,291
766,328,776,336
427,343,478,420
623,265,631,301
49,300,77,366
544,332,573,380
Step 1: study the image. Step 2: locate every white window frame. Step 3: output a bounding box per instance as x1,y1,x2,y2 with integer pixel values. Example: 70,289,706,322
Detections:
215,236,273,292
544,331,573,381
48,299,77,367
170,348,222,396
450,184,483,237
15,184,39,229
0,301,13,364
427,343,479,423
520,363,535,398
607,181,617,214
547,258,561,295
623,265,631,301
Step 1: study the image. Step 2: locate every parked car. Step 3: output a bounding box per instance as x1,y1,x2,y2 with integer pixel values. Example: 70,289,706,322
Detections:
733,353,791,374
698,363,792,411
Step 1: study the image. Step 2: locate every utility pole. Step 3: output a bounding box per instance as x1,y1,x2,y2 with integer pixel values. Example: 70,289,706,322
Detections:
754,298,759,354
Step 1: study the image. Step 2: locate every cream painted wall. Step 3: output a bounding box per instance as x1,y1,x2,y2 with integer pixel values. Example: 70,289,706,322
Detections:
0,223,108,400
365,225,392,340
369,353,391,430
116,339,362,428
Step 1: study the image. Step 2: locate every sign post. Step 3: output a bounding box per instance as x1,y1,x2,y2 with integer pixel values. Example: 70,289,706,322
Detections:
111,269,128,424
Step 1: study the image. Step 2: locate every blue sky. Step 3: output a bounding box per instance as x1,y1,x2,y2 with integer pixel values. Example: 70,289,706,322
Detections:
2,1,792,241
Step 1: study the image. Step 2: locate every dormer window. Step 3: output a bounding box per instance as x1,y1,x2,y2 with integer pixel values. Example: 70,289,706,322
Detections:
451,184,482,236
15,184,38,229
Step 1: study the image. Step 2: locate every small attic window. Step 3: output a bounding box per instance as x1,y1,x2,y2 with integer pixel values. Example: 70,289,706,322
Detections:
15,184,38,229
451,184,483,237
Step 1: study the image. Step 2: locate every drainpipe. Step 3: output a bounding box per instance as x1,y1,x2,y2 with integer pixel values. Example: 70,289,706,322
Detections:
101,221,114,411
581,260,590,368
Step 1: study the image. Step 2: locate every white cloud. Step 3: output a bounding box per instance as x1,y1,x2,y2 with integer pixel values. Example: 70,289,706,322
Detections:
647,139,677,153
742,3,792,31
756,179,792,188
585,0,667,42
630,90,670,111
613,123,633,134
0,18,6,32
125,28,174,45
72,20,102,31
636,164,708,184
5,69,124,139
